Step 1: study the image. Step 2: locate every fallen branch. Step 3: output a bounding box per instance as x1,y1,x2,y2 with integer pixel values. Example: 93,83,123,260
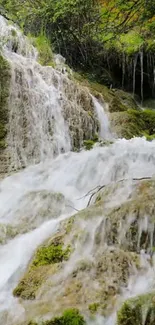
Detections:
77,185,102,200
66,204,80,212
85,176,152,207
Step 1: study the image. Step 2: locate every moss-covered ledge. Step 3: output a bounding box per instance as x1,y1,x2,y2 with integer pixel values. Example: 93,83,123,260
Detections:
73,72,139,113
117,292,155,325
28,308,86,325
111,108,155,139
13,236,71,300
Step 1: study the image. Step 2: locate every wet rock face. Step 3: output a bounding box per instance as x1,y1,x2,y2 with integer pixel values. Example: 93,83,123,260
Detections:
0,51,99,175
0,54,11,176
95,179,155,253
12,178,155,324
0,17,100,175
59,79,100,150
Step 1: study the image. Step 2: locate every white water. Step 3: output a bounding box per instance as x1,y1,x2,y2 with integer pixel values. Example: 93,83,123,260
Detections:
1,138,155,324
0,16,103,171
0,15,155,325
92,96,112,140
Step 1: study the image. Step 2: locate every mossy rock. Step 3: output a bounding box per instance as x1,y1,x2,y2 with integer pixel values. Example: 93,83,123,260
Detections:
110,111,144,139
13,193,143,319
0,123,7,139
0,53,11,150
73,72,139,113
13,240,71,299
0,54,11,122
44,308,86,325
83,135,99,150
28,309,86,325
95,179,155,253
111,89,139,111
110,108,155,139
88,303,100,314
32,242,71,267
13,265,48,300
117,293,155,325
0,139,7,149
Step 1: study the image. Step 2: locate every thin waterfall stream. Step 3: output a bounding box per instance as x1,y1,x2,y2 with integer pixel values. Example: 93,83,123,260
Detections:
0,15,155,325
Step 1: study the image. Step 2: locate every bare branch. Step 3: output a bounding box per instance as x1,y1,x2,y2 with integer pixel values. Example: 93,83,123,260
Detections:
86,176,152,207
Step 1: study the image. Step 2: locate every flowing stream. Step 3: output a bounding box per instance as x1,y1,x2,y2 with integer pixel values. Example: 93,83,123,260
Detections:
0,16,155,325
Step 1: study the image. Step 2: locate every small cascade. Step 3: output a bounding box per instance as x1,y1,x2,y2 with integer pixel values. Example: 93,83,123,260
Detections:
7,60,71,170
0,16,37,59
92,96,112,140
0,16,100,171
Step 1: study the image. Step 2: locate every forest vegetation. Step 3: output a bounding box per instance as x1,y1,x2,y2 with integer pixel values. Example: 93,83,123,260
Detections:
1,0,155,99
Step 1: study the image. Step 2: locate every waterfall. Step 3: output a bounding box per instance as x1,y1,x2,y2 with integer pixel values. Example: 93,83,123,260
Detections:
1,15,155,325
92,96,112,140
0,16,100,172
7,59,71,169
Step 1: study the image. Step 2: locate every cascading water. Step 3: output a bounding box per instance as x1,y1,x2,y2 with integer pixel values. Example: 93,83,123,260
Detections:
92,96,112,140
0,16,100,172
0,15,155,325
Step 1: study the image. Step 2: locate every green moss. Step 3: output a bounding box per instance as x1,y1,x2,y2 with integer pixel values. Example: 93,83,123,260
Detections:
111,108,155,139
110,111,142,139
83,140,95,150
117,293,155,325
111,90,139,111
128,109,155,137
141,109,155,134
13,265,46,299
0,54,11,121
13,241,71,299
73,72,138,114
83,135,98,150
43,309,86,325
0,54,11,150
28,309,86,325
34,35,55,67
88,303,100,314
0,123,7,139
32,243,71,267
0,139,7,149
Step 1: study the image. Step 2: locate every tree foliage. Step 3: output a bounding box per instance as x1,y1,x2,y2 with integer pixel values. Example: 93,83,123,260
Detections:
1,0,155,88
0,0,101,68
